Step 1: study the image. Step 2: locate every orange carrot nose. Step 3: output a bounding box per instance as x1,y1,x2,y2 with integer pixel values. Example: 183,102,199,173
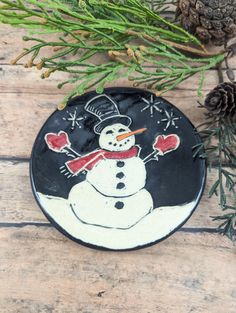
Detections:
116,128,147,141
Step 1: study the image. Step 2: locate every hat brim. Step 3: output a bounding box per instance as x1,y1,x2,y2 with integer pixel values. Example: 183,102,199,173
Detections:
94,115,132,134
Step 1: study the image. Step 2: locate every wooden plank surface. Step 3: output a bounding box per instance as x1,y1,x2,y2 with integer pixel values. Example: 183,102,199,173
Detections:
0,228,235,313
0,24,236,313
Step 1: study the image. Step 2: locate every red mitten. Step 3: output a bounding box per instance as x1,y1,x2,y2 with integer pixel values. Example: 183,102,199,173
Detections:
45,131,70,152
153,134,180,155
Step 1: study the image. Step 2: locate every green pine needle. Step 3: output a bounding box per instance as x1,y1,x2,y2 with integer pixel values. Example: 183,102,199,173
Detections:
194,115,236,241
0,0,225,107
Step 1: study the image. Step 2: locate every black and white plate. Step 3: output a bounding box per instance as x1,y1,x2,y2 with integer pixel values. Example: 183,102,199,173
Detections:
30,87,206,250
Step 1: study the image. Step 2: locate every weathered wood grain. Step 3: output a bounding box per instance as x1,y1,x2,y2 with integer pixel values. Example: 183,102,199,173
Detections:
0,25,60,64
0,160,234,229
0,227,235,313
0,26,27,63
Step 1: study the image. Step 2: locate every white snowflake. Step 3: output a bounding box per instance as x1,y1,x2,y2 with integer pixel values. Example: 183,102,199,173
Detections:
62,109,85,130
157,109,181,131
141,95,162,117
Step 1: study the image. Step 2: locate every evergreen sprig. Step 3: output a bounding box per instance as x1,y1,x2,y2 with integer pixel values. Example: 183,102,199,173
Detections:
0,0,225,108
194,115,236,241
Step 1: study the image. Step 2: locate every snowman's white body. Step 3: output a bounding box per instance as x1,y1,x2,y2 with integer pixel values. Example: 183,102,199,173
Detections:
69,155,154,229
87,156,146,196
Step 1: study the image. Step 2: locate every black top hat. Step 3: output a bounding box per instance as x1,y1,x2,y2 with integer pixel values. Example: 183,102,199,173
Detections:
85,94,132,134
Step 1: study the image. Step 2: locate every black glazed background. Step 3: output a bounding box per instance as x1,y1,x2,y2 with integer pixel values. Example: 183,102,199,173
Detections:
31,87,206,209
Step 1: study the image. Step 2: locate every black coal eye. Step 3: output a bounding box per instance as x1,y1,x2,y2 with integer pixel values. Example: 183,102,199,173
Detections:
118,128,126,133
106,130,113,134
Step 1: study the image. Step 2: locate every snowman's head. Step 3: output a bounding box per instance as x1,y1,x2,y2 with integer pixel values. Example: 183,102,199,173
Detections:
99,123,146,152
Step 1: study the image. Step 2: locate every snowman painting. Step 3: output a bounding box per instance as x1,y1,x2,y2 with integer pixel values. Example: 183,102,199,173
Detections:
33,89,205,250
44,94,180,230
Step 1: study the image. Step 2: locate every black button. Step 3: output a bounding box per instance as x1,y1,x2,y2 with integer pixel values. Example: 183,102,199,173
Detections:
117,161,125,167
116,172,125,179
115,201,124,209
116,182,125,189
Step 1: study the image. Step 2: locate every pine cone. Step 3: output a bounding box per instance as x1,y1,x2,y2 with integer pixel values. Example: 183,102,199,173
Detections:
204,82,236,117
177,0,236,46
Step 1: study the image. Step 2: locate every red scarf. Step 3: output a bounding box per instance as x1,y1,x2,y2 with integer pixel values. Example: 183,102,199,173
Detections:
66,146,139,175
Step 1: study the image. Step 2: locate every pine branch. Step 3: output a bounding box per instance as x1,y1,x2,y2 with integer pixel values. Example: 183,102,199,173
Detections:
194,115,236,241
0,0,225,108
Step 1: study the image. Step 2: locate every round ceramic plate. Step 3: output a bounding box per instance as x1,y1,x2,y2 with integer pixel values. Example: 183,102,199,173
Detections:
30,87,206,251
